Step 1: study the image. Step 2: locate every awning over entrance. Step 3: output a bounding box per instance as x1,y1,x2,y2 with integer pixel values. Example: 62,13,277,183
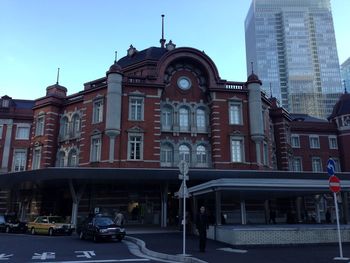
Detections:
1,167,349,189
188,178,350,199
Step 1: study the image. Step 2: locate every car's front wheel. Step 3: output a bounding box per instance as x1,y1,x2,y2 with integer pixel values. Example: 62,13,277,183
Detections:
31,227,36,235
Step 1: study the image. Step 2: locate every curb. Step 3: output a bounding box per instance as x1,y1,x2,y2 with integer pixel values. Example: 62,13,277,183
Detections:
125,236,207,263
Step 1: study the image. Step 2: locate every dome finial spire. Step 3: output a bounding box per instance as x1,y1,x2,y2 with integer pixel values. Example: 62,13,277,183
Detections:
269,82,273,98
56,67,60,85
160,14,166,48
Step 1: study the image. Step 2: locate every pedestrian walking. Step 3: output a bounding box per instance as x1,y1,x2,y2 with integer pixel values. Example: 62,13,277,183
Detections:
196,206,209,252
269,209,276,224
114,209,125,227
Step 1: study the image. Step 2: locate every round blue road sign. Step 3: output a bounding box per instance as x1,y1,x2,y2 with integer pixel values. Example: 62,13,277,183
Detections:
327,158,335,176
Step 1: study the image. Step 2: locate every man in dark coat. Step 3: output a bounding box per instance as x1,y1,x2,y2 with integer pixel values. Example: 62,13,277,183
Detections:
196,206,209,252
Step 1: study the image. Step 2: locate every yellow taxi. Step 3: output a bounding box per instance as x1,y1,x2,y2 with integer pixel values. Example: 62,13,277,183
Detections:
27,216,73,236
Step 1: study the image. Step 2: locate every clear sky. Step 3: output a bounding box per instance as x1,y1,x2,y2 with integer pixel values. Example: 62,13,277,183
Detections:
1,0,349,100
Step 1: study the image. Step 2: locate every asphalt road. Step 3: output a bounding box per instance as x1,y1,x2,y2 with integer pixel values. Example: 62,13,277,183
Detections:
0,233,159,263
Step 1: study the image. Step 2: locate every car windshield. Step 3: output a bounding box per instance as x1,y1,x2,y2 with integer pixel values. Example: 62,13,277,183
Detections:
48,217,66,223
95,217,114,226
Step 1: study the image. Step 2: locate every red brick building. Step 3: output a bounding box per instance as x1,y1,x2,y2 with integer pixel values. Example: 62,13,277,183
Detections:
1,40,350,226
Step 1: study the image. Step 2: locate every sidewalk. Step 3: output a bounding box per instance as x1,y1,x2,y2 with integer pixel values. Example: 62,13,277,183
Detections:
127,231,247,263
125,226,350,263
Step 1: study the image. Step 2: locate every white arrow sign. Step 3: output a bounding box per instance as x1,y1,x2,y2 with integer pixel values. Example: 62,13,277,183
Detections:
0,254,13,260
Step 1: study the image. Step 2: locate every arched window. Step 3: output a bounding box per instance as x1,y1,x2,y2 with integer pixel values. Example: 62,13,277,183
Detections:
179,144,191,163
72,114,81,137
57,151,65,167
68,149,78,167
60,116,69,138
160,143,173,166
161,105,173,130
196,108,206,131
179,107,190,131
196,145,207,164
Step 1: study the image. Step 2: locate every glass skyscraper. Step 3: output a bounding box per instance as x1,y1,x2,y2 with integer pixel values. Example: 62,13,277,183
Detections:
341,58,350,91
245,0,343,119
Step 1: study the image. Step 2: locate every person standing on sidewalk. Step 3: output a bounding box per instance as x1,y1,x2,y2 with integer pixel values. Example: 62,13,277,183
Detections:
196,206,209,252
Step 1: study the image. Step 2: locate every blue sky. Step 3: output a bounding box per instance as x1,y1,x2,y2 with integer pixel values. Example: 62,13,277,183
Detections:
1,0,349,100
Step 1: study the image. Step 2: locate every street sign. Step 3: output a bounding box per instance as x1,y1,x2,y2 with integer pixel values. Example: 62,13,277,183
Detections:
178,160,189,175
176,181,190,198
178,174,189,181
327,158,336,176
329,175,341,193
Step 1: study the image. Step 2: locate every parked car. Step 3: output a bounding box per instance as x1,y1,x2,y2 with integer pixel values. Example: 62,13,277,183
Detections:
27,216,73,236
0,214,27,233
78,214,126,242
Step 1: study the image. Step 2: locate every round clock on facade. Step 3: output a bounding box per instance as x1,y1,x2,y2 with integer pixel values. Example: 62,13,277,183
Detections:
177,76,191,90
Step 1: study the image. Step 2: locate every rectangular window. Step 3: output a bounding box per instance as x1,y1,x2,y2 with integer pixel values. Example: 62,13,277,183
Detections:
196,109,206,131
263,142,268,166
32,148,41,170
328,136,338,149
179,108,190,131
128,135,143,160
162,110,172,130
35,116,45,136
291,134,300,148
309,135,320,149
92,100,103,123
231,137,244,162
292,157,302,171
129,97,144,121
16,125,30,140
229,102,242,125
160,146,173,166
312,157,322,172
90,137,101,162
12,149,27,172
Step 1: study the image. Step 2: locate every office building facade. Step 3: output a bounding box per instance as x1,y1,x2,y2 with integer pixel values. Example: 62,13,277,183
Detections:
245,0,343,119
341,57,350,90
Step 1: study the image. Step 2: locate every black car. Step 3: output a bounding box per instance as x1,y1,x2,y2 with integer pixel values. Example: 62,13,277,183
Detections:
78,215,126,242
0,214,27,233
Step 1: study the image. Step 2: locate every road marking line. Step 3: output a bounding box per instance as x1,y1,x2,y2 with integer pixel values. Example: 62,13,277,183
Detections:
217,247,248,253
32,259,150,263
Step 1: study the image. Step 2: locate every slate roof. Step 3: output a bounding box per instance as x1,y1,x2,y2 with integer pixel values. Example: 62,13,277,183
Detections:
328,92,350,119
117,47,168,68
290,113,328,123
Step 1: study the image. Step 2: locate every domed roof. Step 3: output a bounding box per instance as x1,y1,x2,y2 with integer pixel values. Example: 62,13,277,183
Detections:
328,91,350,120
106,61,123,75
247,72,262,85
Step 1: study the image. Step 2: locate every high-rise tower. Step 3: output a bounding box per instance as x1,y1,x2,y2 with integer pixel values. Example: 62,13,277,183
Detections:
245,0,342,119
341,58,350,90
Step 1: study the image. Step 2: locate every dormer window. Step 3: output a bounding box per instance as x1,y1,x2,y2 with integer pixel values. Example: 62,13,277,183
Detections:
2,99,9,108
1,96,11,108
166,40,176,51
127,45,137,57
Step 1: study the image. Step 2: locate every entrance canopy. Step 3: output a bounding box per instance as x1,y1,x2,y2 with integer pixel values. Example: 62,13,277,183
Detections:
1,167,349,195
188,177,350,199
